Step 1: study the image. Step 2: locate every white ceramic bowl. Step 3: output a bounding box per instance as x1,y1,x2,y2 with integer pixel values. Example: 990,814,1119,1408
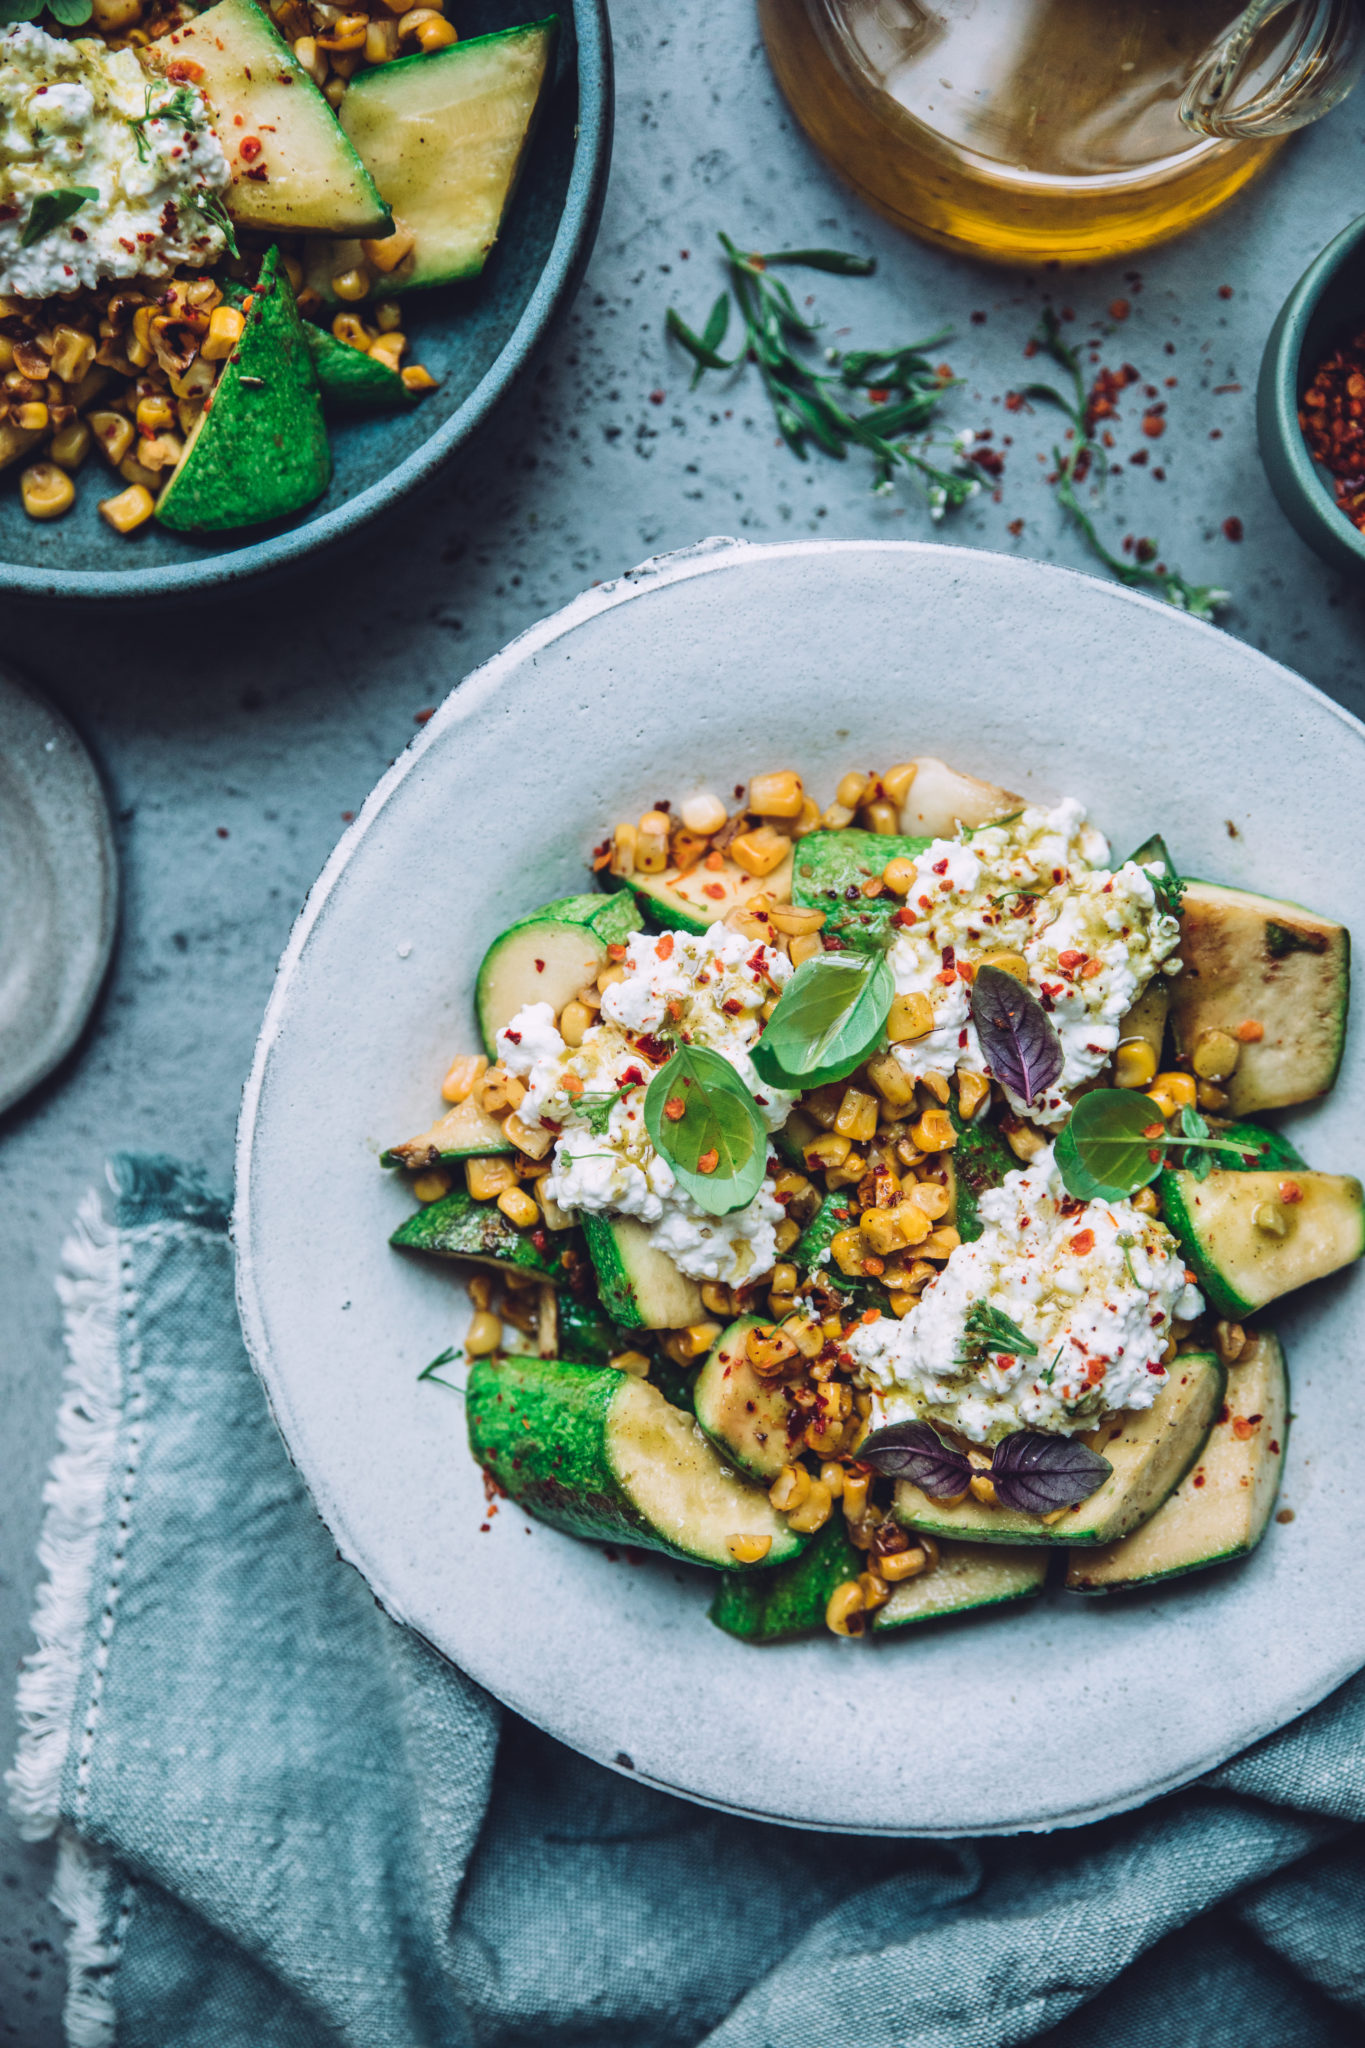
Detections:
236,538,1365,1835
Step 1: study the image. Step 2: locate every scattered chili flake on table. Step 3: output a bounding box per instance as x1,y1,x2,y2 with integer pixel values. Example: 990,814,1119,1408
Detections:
1299,329,1365,533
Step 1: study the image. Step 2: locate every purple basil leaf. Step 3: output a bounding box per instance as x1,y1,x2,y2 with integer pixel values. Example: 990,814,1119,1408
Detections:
859,1421,973,1498
969,963,1064,1107
988,1431,1112,1514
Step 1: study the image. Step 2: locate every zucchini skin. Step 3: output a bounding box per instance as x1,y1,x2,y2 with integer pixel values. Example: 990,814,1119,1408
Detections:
391,1187,571,1280
710,1517,862,1644
467,1354,656,1547
580,1211,641,1325
949,1088,1018,1242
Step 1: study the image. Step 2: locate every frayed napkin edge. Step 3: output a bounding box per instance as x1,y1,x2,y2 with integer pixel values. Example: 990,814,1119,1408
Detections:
6,1185,126,2045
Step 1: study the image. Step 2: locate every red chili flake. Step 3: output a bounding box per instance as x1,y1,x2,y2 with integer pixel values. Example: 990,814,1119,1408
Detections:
1218,284,1234,299
932,858,949,876
655,933,674,960
1147,1361,1166,1375
722,996,743,1015
1108,298,1130,321
1192,1471,1206,1486
1141,412,1166,439
649,390,665,405
619,1065,644,1086
697,1148,719,1175
534,958,545,973
1057,948,1086,970
239,136,263,161
663,1095,686,1122
1222,516,1243,542
1279,1179,1304,1204
703,882,725,901
414,708,435,724
1069,1229,1095,1255
606,942,628,962
940,944,955,967
504,1028,522,1044
1007,518,1025,536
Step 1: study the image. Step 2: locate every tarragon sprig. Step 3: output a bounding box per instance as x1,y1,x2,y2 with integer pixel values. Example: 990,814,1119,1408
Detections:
668,235,981,515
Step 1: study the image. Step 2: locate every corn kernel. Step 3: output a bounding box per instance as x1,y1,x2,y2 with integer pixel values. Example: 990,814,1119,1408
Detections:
769,904,825,936
788,933,823,967
1153,1071,1198,1109
727,1533,772,1564
881,857,918,895
49,324,95,384
413,13,457,47
402,364,439,393
97,482,153,533
803,1131,851,1171
362,223,417,274
608,1349,652,1377
909,1109,957,1153
746,1323,799,1373
908,1181,951,1219
495,1185,540,1228
464,1310,502,1357
834,1086,878,1142
957,1070,991,1119
332,266,371,303
866,1050,917,1109
969,1473,999,1506
20,462,74,520
879,1545,928,1583
857,1569,891,1610
15,401,48,432
1254,1202,1289,1239
836,771,870,809
887,991,934,1042
466,1155,517,1201
827,1227,865,1276
440,1052,486,1103
768,1463,810,1512
1114,1039,1158,1090
787,1479,832,1534
89,410,134,466
48,419,91,471
863,800,899,835
368,334,407,372
1192,1029,1241,1082
749,769,804,818
882,762,918,807
974,949,1028,983
825,1580,866,1636
730,824,790,877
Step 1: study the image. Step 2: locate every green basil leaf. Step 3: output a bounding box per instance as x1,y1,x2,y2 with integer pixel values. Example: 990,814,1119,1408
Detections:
46,0,93,20
643,1044,768,1218
1054,1089,1167,1203
20,186,98,249
751,951,894,1089
0,0,45,22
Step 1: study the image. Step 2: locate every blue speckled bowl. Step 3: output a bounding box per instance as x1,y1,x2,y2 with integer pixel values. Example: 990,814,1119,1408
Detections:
0,0,611,603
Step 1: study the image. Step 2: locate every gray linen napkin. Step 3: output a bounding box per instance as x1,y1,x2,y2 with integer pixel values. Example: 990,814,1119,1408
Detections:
7,1155,1365,2047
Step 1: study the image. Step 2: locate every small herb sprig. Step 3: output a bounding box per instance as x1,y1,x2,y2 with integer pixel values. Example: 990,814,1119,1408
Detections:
1023,308,1228,623
668,234,981,515
417,1346,461,1391
957,1300,1039,1364
1055,1089,1257,1203
131,83,202,164
198,190,239,259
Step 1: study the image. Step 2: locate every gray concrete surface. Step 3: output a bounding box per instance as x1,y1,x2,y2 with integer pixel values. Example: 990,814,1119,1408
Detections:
5,2,1365,2036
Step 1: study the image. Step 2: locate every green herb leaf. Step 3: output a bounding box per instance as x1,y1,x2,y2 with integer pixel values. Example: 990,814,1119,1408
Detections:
417,1346,461,1391
0,0,46,21
1055,1088,1167,1202
44,0,91,20
758,247,877,276
198,190,239,258
959,1299,1039,1361
751,951,894,1089
577,1082,635,1137
643,1044,768,1218
20,186,98,249
665,304,734,388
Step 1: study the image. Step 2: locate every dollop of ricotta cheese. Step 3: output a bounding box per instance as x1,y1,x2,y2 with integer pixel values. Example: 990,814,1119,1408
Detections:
846,1146,1203,1443
886,798,1181,1125
498,924,795,1288
0,27,230,299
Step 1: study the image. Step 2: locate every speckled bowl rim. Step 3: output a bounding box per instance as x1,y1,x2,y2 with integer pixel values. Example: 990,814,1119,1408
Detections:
1257,209,1365,576
0,0,612,605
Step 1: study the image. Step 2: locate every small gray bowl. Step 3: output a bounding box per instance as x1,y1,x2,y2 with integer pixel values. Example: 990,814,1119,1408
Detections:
1258,209,1365,578
0,0,611,604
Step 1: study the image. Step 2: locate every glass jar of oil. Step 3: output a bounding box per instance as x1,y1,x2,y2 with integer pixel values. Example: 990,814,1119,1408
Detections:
759,0,1365,265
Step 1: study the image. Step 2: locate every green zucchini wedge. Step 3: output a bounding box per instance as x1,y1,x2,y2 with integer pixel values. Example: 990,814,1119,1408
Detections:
381,1095,514,1168
693,1317,799,1483
709,1516,862,1643
1170,880,1349,1113
580,1213,705,1330
467,1354,804,1568
894,1352,1225,1547
791,829,931,943
475,891,641,1056
1067,1331,1287,1592
390,1186,569,1280
602,848,795,935
873,1542,1049,1630
1160,1168,1364,1319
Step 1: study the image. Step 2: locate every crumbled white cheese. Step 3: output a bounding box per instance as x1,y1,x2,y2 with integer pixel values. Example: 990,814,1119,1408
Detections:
504,924,794,1287
0,27,229,299
885,799,1181,1125
846,1146,1203,1442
